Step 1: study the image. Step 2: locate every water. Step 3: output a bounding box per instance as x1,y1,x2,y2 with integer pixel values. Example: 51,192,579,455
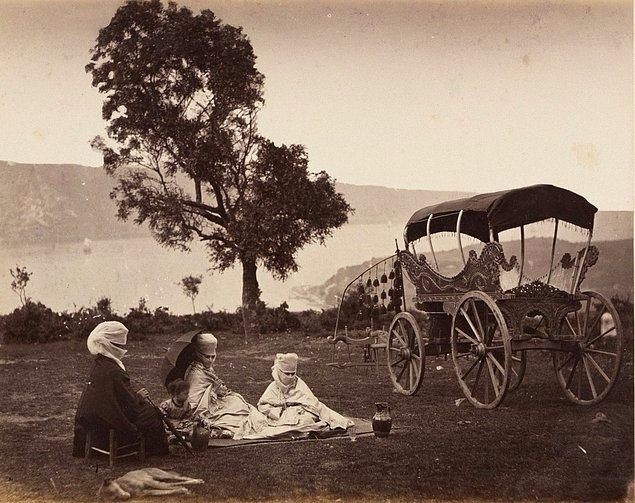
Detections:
0,224,406,315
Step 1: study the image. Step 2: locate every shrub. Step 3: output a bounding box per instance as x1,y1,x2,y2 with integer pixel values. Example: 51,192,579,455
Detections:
255,302,301,334
610,294,633,334
2,301,69,343
189,310,243,334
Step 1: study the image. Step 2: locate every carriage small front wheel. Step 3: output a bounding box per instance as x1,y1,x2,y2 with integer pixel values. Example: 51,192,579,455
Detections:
386,312,425,395
451,291,512,409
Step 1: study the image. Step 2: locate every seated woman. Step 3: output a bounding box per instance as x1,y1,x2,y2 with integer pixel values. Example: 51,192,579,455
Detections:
72,321,169,457
257,353,353,433
184,333,267,439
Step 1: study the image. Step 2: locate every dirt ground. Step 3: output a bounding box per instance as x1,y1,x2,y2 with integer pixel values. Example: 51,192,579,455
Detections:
0,330,632,502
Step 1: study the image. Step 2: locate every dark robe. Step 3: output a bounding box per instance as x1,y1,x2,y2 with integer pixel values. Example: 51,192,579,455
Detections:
72,355,168,457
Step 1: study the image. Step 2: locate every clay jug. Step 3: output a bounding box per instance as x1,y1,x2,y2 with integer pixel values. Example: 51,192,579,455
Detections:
190,421,210,452
372,402,392,437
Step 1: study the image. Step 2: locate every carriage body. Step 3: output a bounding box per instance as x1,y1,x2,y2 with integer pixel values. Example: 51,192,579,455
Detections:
329,185,623,408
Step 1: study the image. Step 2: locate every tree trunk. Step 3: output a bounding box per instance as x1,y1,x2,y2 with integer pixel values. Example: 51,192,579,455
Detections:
241,256,260,339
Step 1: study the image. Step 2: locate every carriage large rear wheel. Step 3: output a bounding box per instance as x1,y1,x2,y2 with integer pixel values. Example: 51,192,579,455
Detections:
553,291,623,405
451,291,511,409
387,312,425,395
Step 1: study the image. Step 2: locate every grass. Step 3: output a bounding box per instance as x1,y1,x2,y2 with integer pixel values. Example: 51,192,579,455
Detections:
0,329,632,502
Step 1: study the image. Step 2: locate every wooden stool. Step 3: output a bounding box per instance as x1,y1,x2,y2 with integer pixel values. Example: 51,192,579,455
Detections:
85,428,146,467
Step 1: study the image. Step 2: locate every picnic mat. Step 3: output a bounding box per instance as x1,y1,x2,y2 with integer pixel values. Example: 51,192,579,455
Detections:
206,418,374,449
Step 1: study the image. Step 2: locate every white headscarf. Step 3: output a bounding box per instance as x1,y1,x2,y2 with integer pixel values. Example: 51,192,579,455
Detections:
87,321,128,371
195,333,218,355
271,353,298,394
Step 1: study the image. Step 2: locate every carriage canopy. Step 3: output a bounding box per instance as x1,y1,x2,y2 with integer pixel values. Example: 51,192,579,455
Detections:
404,184,597,244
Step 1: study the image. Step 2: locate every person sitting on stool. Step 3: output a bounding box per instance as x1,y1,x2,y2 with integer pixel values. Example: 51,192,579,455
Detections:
72,321,168,458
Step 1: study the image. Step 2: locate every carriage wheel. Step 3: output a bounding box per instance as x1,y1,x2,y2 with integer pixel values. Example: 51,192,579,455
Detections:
553,291,623,405
386,312,425,396
451,291,511,409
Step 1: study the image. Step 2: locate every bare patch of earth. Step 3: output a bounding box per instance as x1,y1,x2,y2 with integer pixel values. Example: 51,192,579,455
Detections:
0,413,64,425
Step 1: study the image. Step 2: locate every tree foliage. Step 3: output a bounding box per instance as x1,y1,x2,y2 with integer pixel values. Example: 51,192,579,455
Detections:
87,0,352,335
181,274,203,313
10,265,32,307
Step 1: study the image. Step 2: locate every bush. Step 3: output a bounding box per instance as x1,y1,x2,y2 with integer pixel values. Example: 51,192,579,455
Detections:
611,294,633,334
189,310,243,334
2,301,69,343
254,302,301,334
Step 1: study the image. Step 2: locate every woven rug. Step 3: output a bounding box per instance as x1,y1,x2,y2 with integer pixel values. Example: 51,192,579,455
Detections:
205,418,374,449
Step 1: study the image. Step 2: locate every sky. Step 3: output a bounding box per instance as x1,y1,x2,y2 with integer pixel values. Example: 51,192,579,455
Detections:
0,0,632,210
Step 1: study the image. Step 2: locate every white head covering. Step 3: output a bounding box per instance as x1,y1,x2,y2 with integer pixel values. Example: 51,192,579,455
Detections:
195,333,218,355
272,353,298,393
87,321,128,371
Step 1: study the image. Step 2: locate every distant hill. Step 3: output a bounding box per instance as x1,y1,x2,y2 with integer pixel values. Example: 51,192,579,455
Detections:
291,238,634,309
0,160,631,245
339,182,473,225
0,161,148,245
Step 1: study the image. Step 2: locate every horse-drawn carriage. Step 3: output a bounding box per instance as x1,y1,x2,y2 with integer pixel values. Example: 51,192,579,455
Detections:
328,185,623,408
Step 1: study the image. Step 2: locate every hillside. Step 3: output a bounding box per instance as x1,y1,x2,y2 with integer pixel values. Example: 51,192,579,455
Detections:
292,238,634,309
0,161,148,244
0,160,631,245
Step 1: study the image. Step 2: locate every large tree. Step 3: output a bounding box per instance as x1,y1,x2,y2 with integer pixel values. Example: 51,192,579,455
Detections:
87,0,351,336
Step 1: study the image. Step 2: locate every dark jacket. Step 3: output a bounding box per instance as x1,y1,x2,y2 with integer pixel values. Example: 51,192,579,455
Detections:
72,355,167,457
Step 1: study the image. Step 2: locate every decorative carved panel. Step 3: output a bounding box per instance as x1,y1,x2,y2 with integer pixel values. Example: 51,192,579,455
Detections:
399,242,517,296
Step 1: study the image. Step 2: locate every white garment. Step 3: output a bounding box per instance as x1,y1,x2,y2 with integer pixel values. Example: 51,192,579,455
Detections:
258,376,352,430
184,362,267,439
86,321,128,371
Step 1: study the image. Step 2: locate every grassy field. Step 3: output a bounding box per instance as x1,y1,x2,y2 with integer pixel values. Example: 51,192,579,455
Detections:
0,329,632,502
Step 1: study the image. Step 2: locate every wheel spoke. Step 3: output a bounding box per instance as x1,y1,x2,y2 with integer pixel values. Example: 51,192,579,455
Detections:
565,356,580,390
390,356,405,367
389,346,404,352
456,352,473,358
399,319,414,349
456,327,479,346
460,306,483,342
487,353,505,375
582,355,598,399
585,353,611,383
411,353,421,362
485,357,500,397
409,361,416,389
469,359,485,397
397,361,408,381
585,305,606,341
511,355,522,363
470,299,485,340
393,324,407,347
586,325,616,346
460,356,481,380
557,352,575,372
585,348,617,358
